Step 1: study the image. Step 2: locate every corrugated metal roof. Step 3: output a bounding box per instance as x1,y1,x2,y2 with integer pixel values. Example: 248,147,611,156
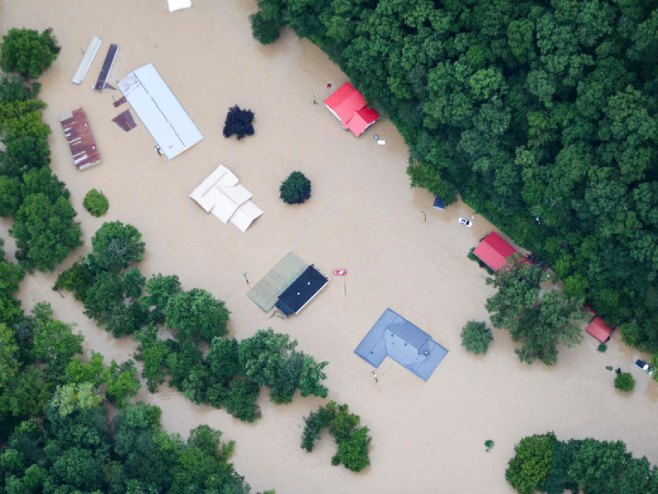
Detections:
247,252,308,312
473,231,517,271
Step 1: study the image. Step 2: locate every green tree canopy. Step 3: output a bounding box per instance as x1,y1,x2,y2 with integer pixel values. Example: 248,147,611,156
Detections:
164,288,230,343
0,28,60,79
89,221,145,273
11,193,82,272
460,320,493,355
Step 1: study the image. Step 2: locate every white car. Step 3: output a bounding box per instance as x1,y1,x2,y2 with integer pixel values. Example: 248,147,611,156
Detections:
458,217,473,228
635,359,656,376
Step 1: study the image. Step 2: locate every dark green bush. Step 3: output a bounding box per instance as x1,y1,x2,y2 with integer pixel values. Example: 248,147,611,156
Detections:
222,105,254,140
461,320,493,355
280,171,311,205
83,189,109,217
614,372,635,392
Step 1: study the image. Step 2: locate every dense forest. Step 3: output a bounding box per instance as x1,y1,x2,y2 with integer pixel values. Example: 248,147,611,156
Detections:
0,240,255,493
251,0,658,351
506,432,658,493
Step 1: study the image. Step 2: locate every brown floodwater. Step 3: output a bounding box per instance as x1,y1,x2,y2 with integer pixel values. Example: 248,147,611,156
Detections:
2,1,657,492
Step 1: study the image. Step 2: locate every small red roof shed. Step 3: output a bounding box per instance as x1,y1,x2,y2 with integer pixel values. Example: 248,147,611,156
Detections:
586,316,613,343
324,82,380,137
473,232,517,271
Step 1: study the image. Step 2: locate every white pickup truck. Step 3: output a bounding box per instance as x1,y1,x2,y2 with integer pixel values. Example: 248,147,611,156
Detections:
635,359,656,376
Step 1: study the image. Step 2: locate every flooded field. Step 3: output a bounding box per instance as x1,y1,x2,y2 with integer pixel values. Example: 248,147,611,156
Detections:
2,1,657,492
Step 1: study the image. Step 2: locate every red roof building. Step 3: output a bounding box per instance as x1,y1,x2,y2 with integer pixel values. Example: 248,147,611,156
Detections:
586,316,613,343
324,82,379,137
473,232,517,271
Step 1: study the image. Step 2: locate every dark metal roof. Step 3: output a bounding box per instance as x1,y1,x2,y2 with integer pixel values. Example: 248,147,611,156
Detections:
275,265,328,316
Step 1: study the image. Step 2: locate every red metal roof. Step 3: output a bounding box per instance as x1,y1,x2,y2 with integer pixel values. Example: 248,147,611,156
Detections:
586,316,613,343
59,108,102,170
323,82,379,137
346,107,380,137
473,232,517,271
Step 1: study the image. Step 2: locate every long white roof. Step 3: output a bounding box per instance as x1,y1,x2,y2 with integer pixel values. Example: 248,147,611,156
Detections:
118,63,203,160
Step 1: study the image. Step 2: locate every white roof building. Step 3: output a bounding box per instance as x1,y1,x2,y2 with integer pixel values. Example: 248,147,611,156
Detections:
190,165,263,232
118,63,203,159
167,0,192,12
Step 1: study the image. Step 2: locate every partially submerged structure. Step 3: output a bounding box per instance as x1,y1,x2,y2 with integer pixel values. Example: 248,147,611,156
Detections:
167,0,192,11
355,308,448,381
248,252,328,316
189,165,262,232
72,37,101,85
586,316,613,343
324,82,380,137
59,108,101,170
118,63,203,159
94,43,118,91
473,231,518,271
275,266,329,317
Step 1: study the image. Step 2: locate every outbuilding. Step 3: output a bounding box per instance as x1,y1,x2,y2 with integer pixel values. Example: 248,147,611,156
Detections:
324,82,380,137
586,316,613,343
473,231,517,271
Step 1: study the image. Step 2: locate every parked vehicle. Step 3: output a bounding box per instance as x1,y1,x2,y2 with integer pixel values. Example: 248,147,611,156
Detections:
458,217,472,228
635,359,656,376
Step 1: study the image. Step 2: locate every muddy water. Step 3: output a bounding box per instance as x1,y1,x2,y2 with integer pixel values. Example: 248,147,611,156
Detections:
2,1,657,492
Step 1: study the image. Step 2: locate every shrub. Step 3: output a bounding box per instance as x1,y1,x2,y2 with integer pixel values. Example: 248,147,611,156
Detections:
280,171,311,205
222,105,255,140
597,343,607,353
301,401,371,472
83,189,109,217
460,320,493,355
614,372,635,392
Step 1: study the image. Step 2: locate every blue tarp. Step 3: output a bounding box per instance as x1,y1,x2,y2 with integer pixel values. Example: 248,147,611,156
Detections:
354,308,448,381
275,265,328,316
433,195,446,210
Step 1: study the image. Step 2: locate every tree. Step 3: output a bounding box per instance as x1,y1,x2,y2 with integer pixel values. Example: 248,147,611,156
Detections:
0,74,40,103
83,189,109,217
2,132,50,175
122,267,146,300
0,28,60,79
250,0,285,44
164,288,229,343
140,274,181,324
301,401,372,472
486,259,583,365
135,325,171,393
30,303,83,381
614,372,635,392
506,433,557,494
11,193,82,272
460,320,493,355
222,105,255,140
485,258,543,332
0,175,22,216
89,221,145,273
105,360,140,406
279,171,311,204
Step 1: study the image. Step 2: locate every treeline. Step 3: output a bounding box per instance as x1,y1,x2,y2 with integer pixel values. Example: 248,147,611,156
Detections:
56,221,329,422
250,1,658,351
506,432,658,494
0,28,82,271
0,241,255,493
